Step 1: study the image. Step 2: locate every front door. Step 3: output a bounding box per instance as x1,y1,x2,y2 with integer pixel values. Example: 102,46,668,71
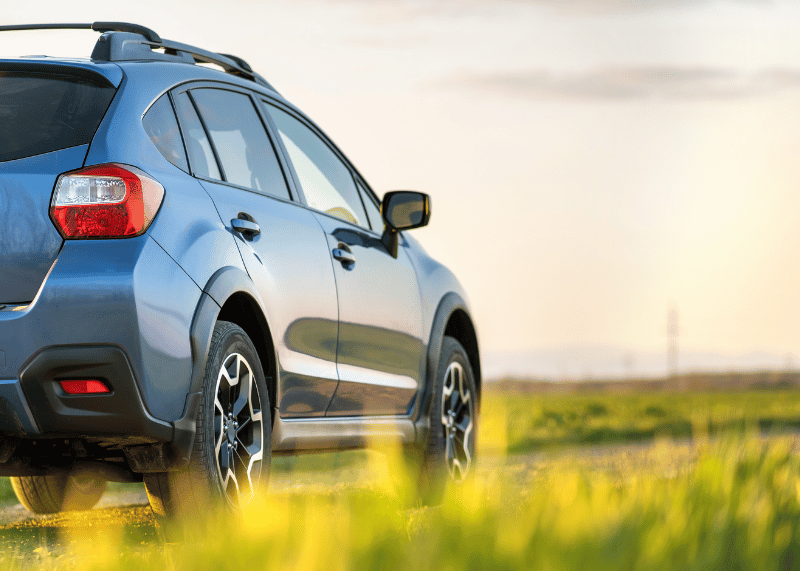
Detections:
263,103,425,416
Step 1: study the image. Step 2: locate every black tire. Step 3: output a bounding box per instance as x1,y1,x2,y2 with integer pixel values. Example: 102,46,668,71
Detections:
145,321,271,518
10,472,107,514
407,336,478,504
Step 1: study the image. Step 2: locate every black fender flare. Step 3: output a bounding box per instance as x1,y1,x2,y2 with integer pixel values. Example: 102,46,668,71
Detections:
167,266,270,469
412,292,473,437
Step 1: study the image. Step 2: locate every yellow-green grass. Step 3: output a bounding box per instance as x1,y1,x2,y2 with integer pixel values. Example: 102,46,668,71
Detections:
2,389,800,569
2,437,800,570
489,389,800,453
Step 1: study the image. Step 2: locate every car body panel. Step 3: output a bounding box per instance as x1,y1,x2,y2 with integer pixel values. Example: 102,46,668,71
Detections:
0,235,200,422
0,145,86,304
198,179,341,417
312,214,425,417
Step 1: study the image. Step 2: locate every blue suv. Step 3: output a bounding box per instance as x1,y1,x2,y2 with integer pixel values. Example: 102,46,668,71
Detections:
0,22,481,516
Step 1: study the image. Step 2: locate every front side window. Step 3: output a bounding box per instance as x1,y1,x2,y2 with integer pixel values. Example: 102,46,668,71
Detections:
266,104,367,227
191,89,290,201
143,94,188,172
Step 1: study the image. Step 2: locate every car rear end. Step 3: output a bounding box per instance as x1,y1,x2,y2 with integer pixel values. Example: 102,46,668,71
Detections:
0,59,201,478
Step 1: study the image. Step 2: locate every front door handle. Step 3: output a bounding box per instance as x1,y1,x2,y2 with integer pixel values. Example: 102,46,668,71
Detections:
332,248,356,265
231,218,261,237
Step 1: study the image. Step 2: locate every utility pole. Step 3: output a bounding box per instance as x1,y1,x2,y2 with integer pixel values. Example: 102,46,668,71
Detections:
667,306,680,387
623,353,634,379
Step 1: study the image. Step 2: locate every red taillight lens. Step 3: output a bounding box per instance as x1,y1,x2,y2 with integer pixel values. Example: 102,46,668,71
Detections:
50,164,165,238
59,379,111,395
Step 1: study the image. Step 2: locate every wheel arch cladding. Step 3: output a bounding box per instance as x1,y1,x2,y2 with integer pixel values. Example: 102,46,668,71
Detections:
191,266,278,426
443,308,481,401
418,293,482,426
217,292,277,424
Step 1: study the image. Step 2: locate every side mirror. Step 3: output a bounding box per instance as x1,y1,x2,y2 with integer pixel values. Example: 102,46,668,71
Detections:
380,191,431,258
382,191,431,231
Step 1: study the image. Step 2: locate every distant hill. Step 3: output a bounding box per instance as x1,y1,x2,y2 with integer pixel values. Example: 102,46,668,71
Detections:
487,370,800,394
482,345,795,381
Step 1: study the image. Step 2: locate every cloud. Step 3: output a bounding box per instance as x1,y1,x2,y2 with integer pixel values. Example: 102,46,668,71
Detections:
440,67,800,101
509,0,766,16
326,0,767,18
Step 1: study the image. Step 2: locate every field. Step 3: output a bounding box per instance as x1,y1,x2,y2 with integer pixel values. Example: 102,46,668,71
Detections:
3,379,800,569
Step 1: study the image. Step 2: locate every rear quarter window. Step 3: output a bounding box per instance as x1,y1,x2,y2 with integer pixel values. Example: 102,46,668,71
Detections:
143,94,189,172
0,72,115,163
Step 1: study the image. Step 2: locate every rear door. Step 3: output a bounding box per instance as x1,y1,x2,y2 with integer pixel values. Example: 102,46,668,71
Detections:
171,85,340,417
0,69,116,303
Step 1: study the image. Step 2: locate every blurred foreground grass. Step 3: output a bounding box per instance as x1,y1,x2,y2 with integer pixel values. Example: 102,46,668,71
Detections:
3,389,800,569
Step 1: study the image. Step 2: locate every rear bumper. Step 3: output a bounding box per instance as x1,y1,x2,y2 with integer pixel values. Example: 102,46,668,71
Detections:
0,345,201,473
0,234,204,469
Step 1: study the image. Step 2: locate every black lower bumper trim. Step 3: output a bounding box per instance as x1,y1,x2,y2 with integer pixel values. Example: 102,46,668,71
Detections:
18,345,173,442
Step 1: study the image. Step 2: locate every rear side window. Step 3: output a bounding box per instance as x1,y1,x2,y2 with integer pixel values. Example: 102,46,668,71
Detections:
143,95,189,172
190,88,291,201
0,72,115,163
172,92,221,180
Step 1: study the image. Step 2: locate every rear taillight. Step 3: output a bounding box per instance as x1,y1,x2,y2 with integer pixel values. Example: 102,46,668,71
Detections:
50,164,164,238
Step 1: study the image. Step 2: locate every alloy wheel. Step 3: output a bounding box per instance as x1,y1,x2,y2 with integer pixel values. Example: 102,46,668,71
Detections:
213,352,264,505
441,361,474,481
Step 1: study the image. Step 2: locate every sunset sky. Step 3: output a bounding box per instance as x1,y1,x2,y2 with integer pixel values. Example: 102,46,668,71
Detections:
3,0,800,377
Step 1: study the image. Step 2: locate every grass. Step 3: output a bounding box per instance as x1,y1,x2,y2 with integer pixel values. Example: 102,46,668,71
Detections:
489,389,800,452
0,479,13,505
5,436,800,570
4,387,800,569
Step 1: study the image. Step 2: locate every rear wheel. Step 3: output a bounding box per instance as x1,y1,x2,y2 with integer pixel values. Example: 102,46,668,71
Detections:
407,336,477,503
145,321,271,518
10,472,107,514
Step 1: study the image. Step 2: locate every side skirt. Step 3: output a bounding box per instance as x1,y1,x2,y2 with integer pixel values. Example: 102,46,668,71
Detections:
271,410,417,453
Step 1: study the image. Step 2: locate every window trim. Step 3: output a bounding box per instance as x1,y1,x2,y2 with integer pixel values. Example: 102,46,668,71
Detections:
166,92,192,175
355,177,385,234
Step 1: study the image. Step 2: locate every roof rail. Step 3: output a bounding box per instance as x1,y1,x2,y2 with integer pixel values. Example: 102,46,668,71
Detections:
0,22,276,92
0,23,161,43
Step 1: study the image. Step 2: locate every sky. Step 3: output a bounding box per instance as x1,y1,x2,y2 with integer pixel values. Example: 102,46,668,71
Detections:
2,0,800,377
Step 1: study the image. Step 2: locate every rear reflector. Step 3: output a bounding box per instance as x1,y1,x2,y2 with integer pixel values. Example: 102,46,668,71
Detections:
59,379,111,395
50,164,164,238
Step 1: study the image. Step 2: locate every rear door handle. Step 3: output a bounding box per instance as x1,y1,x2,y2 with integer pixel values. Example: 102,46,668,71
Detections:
231,218,260,237
332,248,355,265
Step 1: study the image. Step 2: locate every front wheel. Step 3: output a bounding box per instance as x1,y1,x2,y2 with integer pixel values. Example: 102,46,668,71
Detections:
145,321,271,518
408,336,478,504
